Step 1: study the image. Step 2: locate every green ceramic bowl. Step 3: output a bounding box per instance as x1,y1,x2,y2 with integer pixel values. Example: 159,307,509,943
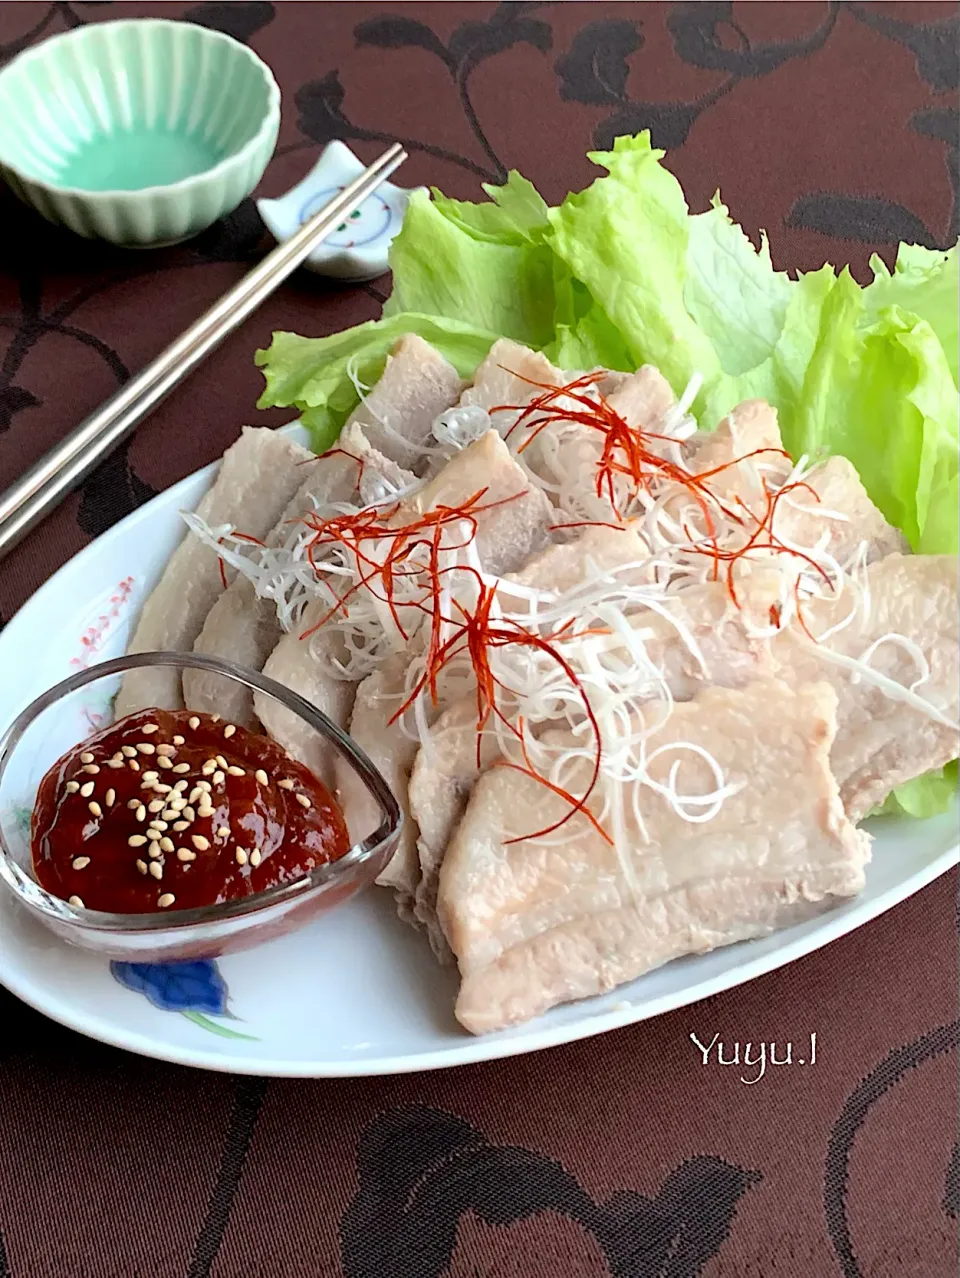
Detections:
0,19,281,246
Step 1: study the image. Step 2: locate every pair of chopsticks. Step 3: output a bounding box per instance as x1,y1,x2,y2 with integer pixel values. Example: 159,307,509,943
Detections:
0,143,407,562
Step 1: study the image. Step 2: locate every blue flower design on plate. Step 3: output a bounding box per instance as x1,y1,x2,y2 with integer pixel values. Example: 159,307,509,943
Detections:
110,959,258,1040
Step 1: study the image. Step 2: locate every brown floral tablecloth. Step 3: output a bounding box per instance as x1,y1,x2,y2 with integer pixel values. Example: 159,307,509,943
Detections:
0,4,957,1276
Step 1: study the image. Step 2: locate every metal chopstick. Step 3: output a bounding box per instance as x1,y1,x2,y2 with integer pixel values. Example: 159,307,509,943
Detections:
0,142,407,562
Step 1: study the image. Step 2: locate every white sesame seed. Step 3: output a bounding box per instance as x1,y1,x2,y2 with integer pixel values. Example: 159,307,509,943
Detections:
106,760,124,770
88,801,103,818
201,760,216,776
80,781,95,798
135,859,147,875
149,862,163,881
217,826,230,839
80,752,94,764
173,735,185,746
188,716,200,730
141,770,159,782
148,799,165,813
191,834,210,851
135,805,146,822
105,789,116,807
255,769,269,786
142,724,159,735
188,787,204,804
157,893,175,908
295,793,311,809
226,765,245,777
157,756,174,770
176,848,196,862
213,771,225,786
66,781,80,794
197,780,212,792
173,821,190,832
223,724,236,739
72,856,90,870
128,760,140,772
235,848,248,866
277,778,294,790
155,783,172,794
197,806,214,820
128,835,147,847
148,843,162,860
68,895,84,908
250,848,262,868
111,752,124,762
156,743,176,757
121,745,137,758
212,714,221,723
169,797,187,811
136,743,155,755
82,764,100,774
161,809,178,821
172,762,191,774
184,806,197,822
173,780,189,793
215,754,227,768
127,798,140,809
159,837,174,853
149,820,168,832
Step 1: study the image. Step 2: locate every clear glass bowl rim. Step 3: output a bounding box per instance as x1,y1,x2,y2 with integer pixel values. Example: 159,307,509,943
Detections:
0,650,401,934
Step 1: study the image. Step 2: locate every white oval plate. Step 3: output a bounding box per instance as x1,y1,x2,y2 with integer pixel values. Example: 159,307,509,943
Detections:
0,429,956,1076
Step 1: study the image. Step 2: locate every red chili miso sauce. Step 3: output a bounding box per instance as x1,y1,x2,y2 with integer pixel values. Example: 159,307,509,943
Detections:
31,708,351,913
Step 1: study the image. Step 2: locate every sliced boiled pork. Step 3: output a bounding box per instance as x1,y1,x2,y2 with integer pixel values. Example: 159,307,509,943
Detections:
116,428,312,716
438,678,870,1033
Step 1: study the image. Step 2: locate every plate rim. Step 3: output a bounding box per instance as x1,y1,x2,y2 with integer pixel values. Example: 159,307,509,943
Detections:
1,840,955,1076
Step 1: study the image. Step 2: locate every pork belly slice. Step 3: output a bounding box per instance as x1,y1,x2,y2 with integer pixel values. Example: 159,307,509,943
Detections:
346,333,463,472
116,428,312,717
183,426,415,725
604,364,677,432
396,428,554,575
460,338,655,422
437,679,870,1033
252,598,357,792
688,400,905,562
763,553,959,819
462,341,680,521
459,339,568,419
408,572,779,957
409,699,501,959
337,654,422,889
687,399,783,482
779,455,906,562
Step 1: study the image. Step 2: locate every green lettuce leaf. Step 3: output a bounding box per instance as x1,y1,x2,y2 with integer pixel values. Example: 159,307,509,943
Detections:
873,760,959,819
865,243,958,385
384,188,555,346
685,195,793,376
546,134,723,399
